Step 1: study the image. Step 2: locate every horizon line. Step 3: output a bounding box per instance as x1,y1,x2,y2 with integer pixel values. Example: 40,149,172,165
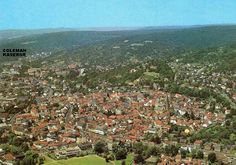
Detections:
1,23,236,31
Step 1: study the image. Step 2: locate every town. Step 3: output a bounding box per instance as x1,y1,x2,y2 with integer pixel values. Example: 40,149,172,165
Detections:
0,44,236,165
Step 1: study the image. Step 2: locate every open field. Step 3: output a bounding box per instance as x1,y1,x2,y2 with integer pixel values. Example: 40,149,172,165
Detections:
43,154,134,165
43,155,113,165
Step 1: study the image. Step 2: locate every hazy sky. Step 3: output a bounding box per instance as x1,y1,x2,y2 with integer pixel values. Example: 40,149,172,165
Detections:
1,0,236,29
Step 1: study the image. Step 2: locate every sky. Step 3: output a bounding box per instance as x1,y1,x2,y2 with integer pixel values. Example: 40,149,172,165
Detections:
0,0,236,30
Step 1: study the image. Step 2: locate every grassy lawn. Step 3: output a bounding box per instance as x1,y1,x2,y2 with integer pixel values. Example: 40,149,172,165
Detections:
43,155,55,164
43,155,113,165
114,154,133,165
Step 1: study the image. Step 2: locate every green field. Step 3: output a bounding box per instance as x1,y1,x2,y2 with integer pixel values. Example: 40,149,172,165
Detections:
43,154,133,165
43,155,113,165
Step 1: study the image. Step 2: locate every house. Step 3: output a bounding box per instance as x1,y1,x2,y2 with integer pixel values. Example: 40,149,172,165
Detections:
64,147,80,157
0,113,9,123
145,156,158,164
204,143,213,151
33,140,48,149
3,153,15,162
213,143,222,152
0,148,5,156
27,68,40,76
78,142,92,150
194,140,203,149
68,64,77,69
88,126,106,135
55,147,80,159
0,123,8,128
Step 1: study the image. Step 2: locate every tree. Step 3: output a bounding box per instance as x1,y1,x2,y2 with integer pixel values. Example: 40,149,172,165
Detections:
196,150,204,159
134,154,144,164
94,141,107,154
208,152,216,163
112,143,119,153
21,143,29,152
12,137,24,146
150,134,161,144
121,160,126,165
133,142,144,154
164,145,179,157
22,151,38,165
8,133,15,144
230,133,236,142
115,148,127,160
22,156,34,165
39,157,44,165
180,149,187,159
105,156,109,162
15,160,21,165
144,146,160,158
10,146,22,155
107,154,114,161
1,144,10,152
225,120,231,127
191,149,197,159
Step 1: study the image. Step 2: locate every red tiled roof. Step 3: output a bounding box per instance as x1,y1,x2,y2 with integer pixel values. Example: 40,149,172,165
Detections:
16,113,37,120
194,140,203,145
109,115,116,119
4,153,15,161
34,140,48,146
155,120,163,126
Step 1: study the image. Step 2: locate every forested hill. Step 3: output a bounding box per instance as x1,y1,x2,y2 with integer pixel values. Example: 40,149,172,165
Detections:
1,25,236,54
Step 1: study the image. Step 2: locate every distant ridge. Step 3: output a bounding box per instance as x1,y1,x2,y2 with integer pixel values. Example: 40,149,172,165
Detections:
1,24,236,54
2,23,235,31
1,24,236,40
